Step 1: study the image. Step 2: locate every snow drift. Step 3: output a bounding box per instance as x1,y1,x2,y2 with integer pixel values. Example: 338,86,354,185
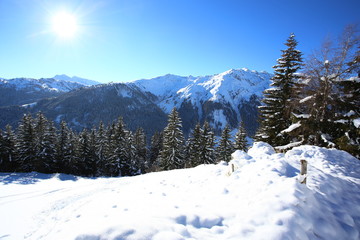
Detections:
0,143,359,239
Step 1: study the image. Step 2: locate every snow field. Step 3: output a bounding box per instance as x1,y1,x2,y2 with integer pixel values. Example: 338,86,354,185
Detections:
0,142,359,239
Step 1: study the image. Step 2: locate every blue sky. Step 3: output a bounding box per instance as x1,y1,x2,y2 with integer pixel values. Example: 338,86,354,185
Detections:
0,0,359,83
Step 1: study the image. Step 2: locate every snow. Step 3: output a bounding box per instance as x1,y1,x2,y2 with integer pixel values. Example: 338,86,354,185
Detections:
280,122,301,134
1,143,359,239
211,109,228,129
132,68,272,114
299,96,313,103
275,141,303,152
293,113,310,119
53,74,100,86
354,118,360,128
0,77,86,92
21,102,37,108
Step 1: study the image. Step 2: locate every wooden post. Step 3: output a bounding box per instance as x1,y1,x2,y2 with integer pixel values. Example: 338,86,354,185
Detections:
300,160,307,184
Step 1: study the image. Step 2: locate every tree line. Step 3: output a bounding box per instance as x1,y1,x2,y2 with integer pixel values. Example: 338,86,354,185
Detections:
256,25,359,158
0,110,248,176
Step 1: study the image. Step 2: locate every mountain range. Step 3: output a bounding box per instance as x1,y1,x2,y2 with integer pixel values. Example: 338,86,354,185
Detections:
0,69,272,137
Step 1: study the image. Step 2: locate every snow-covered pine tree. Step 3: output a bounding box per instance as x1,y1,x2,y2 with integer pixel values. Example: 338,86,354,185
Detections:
56,121,73,174
95,122,109,176
67,130,80,175
149,131,163,170
0,125,17,172
109,117,131,176
159,108,185,170
334,76,360,158
217,125,234,163
16,114,36,172
234,121,248,151
77,129,96,176
200,121,216,164
33,112,57,173
133,127,147,174
332,44,360,158
187,123,203,167
256,33,303,146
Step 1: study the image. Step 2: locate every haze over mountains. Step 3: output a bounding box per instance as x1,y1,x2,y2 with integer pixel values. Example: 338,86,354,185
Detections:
0,69,272,137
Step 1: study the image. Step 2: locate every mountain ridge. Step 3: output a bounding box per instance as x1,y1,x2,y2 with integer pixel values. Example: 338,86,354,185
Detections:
0,68,273,137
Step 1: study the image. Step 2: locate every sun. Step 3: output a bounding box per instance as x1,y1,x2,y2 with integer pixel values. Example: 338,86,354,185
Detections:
51,11,78,38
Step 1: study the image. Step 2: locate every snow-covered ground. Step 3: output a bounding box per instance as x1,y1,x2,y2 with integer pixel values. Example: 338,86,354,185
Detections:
0,143,359,240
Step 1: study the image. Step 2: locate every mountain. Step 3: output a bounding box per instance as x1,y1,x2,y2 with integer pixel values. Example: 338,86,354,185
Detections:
0,77,86,107
0,69,272,137
53,74,100,86
1,143,359,239
0,83,168,136
132,68,272,135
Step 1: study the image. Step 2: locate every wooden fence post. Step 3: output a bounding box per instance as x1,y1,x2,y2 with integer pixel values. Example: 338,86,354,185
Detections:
300,160,307,184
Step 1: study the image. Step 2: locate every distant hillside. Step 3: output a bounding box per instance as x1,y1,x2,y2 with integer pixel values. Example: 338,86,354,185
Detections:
0,69,272,137
0,77,86,107
53,74,100,86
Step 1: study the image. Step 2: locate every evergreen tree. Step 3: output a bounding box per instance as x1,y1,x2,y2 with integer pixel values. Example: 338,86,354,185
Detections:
16,114,36,172
95,122,109,176
149,131,163,169
0,125,17,172
77,129,96,176
234,121,248,151
256,33,303,146
200,121,216,164
217,125,234,163
186,123,203,167
33,113,57,173
159,108,185,170
67,130,80,175
109,117,131,176
133,128,147,174
56,121,72,174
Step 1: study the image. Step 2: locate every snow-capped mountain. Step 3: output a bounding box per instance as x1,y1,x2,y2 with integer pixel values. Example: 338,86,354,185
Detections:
0,77,87,107
0,69,272,136
53,74,100,86
0,77,85,92
132,68,272,135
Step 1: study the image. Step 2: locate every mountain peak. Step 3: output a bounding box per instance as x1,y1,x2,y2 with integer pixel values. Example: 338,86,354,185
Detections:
53,74,100,86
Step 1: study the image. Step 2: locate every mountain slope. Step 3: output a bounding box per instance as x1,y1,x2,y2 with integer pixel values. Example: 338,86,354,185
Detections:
0,69,271,136
15,83,167,135
132,68,272,135
0,77,85,107
0,143,359,239
53,74,100,86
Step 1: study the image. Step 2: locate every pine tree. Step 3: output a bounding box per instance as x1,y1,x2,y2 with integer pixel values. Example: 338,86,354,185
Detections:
159,108,185,170
109,117,131,176
133,128,147,174
33,112,57,173
56,121,72,174
0,125,17,172
16,114,36,172
217,125,234,163
149,131,163,169
234,121,248,151
256,33,303,146
187,123,203,167
199,121,216,164
77,129,96,176
95,122,109,176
